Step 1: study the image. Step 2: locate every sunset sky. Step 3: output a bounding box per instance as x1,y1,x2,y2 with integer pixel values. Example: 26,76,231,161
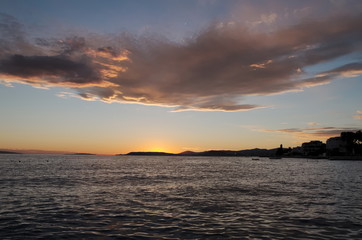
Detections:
1,0,361,154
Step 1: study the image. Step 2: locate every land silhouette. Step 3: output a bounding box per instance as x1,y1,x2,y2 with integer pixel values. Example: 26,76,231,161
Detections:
2,131,361,159
124,131,362,159
0,150,21,154
125,148,278,157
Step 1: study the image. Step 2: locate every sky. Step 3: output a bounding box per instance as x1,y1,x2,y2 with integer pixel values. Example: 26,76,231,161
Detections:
0,0,361,154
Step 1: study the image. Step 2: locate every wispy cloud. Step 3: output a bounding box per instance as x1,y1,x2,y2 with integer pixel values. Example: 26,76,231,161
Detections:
0,13,362,111
257,126,359,140
250,13,278,27
353,110,362,119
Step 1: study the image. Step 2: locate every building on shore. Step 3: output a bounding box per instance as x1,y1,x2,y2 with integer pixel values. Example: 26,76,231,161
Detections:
326,137,347,156
301,141,326,156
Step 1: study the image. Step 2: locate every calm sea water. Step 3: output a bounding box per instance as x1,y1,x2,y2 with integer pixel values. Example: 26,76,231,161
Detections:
0,154,361,239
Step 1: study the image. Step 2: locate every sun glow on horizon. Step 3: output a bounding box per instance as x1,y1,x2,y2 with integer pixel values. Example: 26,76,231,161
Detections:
148,147,168,153
139,140,180,153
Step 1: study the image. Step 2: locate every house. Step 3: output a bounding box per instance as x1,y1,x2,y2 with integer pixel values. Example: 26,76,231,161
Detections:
326,137,347,155
301,141,326,156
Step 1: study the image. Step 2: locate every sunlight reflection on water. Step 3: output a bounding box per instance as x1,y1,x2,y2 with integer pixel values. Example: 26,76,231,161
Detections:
0,155,362,239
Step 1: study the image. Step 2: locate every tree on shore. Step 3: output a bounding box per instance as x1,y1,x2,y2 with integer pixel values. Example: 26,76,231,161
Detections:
354,130,362,144
340,130,362,155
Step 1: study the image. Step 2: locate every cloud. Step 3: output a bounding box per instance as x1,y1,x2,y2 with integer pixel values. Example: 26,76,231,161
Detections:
0,54,103,86
0,13,362,111
318,62,362,78
250,13,278,27
258,126,359,140
353,110,362,119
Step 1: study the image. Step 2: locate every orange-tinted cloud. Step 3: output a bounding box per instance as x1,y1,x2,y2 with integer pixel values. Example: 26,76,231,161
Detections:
258,126,360,141
353,110,362,120
0,13,362,111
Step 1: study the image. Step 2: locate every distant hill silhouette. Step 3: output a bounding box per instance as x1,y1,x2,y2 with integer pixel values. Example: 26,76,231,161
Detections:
125,148,277,157
70,153,96,155
0,150,21,154
178,151,196,155
126,152,175,156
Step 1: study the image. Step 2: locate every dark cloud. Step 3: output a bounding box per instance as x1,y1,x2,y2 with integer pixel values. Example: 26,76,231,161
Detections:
0,54,102,85
0,13,361,111
0,13,38,56
34,36,86,55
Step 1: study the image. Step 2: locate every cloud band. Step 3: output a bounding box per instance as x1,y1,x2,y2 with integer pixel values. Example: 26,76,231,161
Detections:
0,13,361,111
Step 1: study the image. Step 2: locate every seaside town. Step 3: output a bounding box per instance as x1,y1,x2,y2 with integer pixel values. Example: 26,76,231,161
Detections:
277,130,362,159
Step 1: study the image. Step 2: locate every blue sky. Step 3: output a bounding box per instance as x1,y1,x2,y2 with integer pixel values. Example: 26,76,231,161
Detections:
0,0,361,154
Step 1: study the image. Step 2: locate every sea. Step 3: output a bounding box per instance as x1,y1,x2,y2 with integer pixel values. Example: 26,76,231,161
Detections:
0,154,361,239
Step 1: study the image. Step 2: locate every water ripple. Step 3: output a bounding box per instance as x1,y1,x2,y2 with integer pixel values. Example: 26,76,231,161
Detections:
1,155,362,239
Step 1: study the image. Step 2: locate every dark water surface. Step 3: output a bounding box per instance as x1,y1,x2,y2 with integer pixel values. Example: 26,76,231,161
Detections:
1,155,361,239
